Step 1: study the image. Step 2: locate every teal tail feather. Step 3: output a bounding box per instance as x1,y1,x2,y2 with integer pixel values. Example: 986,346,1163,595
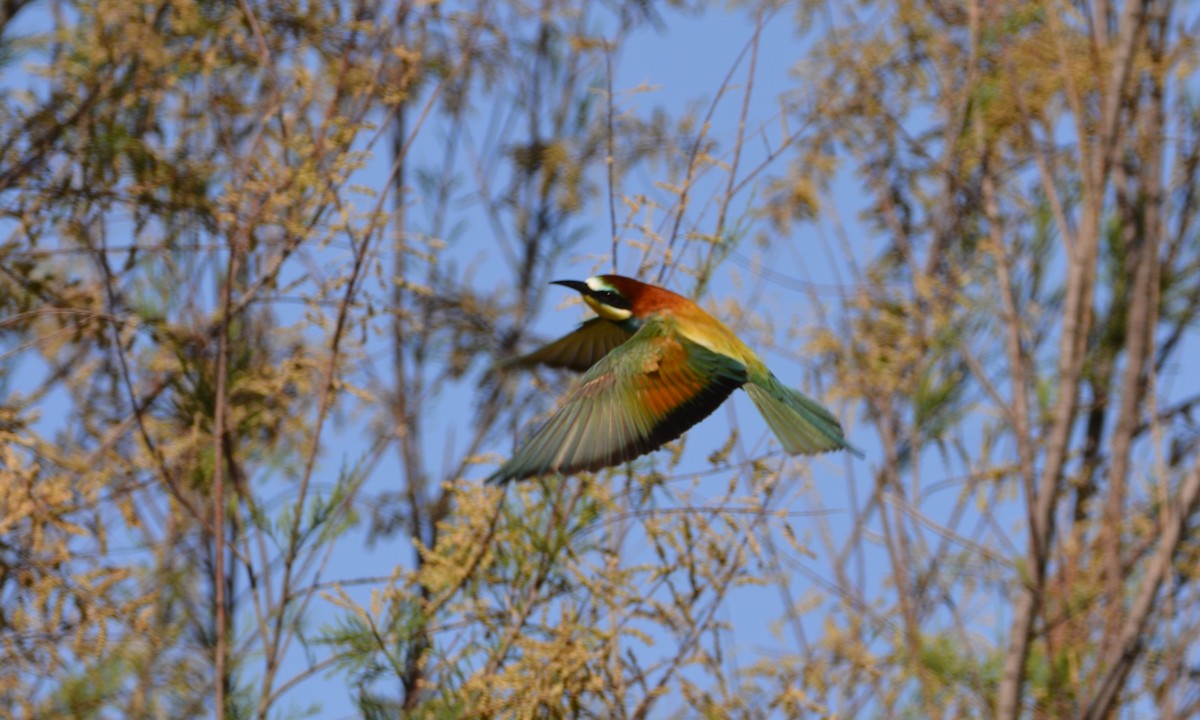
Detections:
744,373,863,459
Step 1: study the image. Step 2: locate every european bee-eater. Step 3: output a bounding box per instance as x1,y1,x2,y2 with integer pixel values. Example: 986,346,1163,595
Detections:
489,274,859,484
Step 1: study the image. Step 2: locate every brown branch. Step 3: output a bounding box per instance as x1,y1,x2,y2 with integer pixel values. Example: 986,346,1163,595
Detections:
995,3,1148,715
655,23,758,284
211,237,239,719
255,184,374,720
1083,457,1200,719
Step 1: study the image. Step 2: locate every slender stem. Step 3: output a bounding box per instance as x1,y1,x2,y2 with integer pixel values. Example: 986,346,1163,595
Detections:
212,237,238,719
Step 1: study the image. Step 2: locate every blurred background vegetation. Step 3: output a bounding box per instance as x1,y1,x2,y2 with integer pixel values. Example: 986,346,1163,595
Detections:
2,0,1199,717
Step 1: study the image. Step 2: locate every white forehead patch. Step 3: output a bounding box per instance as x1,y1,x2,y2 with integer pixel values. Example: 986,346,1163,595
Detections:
585,276,612,292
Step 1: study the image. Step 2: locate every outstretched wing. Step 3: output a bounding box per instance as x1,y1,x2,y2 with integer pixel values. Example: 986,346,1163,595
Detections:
489,318,748,484
515,318,634,372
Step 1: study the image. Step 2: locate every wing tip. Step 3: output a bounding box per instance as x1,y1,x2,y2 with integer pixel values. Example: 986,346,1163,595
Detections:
807,439,865,460
485,470,512,485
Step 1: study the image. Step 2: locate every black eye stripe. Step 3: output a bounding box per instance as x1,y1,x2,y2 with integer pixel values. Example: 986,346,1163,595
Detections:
590,288,632,311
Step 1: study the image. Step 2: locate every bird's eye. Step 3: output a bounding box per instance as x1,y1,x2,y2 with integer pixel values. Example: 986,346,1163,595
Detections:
590,287,631,311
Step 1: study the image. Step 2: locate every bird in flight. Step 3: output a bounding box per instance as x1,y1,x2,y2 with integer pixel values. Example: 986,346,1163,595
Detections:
489,274,859,484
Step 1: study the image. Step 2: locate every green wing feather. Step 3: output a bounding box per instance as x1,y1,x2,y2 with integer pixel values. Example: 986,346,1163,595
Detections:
744,372,863,458
514,318,634,372
489,318,748,484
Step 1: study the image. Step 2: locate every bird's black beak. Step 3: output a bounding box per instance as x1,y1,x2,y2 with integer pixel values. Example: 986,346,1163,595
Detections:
550,279,591,295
